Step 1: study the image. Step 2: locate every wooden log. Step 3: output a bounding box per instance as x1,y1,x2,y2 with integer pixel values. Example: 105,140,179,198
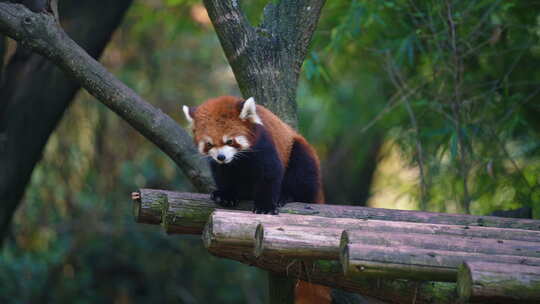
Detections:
202,210,356,253
341,230,540,259
338,219,540,243
341,244,540,282
201,210,282,251
207,244,458,304
202,209,540,259
254,224,343,259
132,189,168,225
457,261,540,303
132,189,540,232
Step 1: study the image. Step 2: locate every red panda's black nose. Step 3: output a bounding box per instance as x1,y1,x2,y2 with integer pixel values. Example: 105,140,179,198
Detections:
217,154,226,161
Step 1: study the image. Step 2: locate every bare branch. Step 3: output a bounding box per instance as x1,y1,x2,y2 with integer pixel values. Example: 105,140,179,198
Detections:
0,3,214,192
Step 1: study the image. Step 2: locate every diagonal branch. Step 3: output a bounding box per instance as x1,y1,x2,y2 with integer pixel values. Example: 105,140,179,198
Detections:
0,3,214,192
203,0,325,128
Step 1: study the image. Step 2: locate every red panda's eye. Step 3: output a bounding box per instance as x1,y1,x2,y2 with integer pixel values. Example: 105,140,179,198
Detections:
206,143,213,149
226,139,234,145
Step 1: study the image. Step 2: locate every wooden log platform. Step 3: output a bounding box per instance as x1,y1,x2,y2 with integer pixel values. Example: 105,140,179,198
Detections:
131,189,540,303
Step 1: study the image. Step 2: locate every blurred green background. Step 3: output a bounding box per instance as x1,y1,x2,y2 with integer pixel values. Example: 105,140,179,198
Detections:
1,0,539,303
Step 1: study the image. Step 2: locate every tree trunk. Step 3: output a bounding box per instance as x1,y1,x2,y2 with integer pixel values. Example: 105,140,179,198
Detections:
457,261,540,303
202,0,326,128
0,0,133,243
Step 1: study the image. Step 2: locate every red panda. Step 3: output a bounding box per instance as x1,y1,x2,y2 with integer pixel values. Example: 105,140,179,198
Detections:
183,96,330,304
183,95,324,213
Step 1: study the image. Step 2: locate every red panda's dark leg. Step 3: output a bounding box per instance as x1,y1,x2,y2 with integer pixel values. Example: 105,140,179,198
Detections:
253,173,282,214
281,138,322,204
252,127,284,214
209,161,239,207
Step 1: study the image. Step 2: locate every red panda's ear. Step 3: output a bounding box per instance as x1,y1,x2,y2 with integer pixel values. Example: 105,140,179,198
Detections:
239,97,263,125
182,105,196,127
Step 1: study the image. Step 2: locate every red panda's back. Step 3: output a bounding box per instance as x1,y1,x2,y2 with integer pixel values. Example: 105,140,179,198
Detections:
256,105,297,167
258,105,324,204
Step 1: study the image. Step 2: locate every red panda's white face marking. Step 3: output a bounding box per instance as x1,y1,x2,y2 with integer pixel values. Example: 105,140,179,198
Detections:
235,135,250,150
198,136,212,154
197,134,252,164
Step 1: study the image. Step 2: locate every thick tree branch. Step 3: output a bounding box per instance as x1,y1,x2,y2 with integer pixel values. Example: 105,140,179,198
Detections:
203,0,325,127
0,3,214,193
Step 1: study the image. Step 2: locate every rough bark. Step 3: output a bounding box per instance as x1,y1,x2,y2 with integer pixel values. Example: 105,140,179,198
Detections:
202,0,325,128
341,230,540,259
0,0,133,243
254,224,342,259
133,189,540,232
199,209,380,252
457,261,540,303
340,220,540,243
201,210,261,251
341,243,540,282
201,211,344,260
201,209,345,251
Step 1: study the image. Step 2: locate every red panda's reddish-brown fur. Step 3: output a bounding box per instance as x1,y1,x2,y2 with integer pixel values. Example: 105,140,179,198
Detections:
186,96,329,303
190,96,324,203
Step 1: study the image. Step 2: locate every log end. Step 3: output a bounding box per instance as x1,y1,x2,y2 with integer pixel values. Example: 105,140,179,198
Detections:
340,244,350,276
202,215,214,249
457,262,473,302
132,191,142,222
254,223,264,258
340,230,350,256
132,189,167,225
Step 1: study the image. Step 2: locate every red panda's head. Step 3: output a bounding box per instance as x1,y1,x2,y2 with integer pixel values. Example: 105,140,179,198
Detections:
182,96,263,164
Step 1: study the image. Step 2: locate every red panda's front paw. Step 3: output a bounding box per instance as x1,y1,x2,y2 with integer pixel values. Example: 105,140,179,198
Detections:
253,205,279,215
211,190,239,207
